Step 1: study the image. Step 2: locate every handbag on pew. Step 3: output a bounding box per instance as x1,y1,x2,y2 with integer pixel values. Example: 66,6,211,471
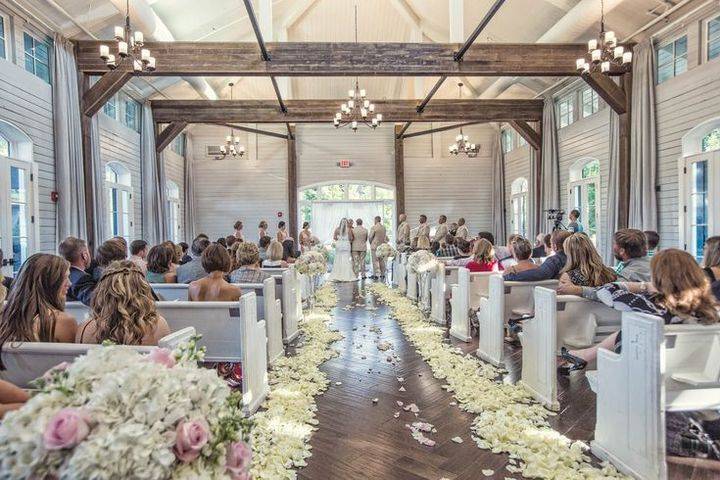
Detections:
666,412,720,460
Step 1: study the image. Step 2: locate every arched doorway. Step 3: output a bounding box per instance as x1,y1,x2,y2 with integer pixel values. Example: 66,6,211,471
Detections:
104,162,134,245
510,177,528,237
567,158,600,245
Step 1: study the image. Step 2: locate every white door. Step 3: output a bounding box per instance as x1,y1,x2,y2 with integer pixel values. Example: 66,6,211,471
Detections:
0,158,37,277
567,178,599,244
681,151,720,261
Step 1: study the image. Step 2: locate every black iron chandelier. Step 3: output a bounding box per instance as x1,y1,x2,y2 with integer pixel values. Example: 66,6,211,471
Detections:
576,0,632,74
99,0,156,72
216,83,245,160
448,83,479,158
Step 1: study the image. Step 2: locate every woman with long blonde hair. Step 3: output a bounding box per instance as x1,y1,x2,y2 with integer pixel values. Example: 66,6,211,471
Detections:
559,233,616,288
466,238,497,272
77,261,170,345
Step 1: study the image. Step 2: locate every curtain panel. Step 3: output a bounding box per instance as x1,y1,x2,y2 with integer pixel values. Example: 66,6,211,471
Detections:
140,102,168,246
183,134,196,242
604,108,621,264
539,96,560,235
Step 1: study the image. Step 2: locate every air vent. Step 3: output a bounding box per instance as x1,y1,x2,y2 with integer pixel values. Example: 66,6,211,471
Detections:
206,145,224,158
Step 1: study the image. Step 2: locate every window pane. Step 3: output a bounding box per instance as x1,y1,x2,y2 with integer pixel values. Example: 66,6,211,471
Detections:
582,161,599,179
35,42,48,63
302,188,318,201
0,17,4,39
657,44,673,66
24,55,34,74
318,184,345,200
375,187,393,200
0,136,9,157
657,63,673,83
0,38,5,60
10,167,26,202
710,38,720,61
675,56,688,75
348,184,372,200
710,17,720,38
23,33,33,53
36,62,50,83
702,128,720,152
675,36,687,56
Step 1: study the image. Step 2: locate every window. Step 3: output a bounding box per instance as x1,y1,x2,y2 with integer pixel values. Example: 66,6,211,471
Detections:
170,133,185,156
0,16,6,60
105,163,133,244
103,95,117,119
581,87,599,118
518,135,527,147
166,181,181,243
556,95,574,128
0,134,9,157
510,177,528,237
708,16,720,61
501,129,513,154
123,99,139,131
703,128,720,152
657,35,687,84
568,159,600,245
23,33,50,83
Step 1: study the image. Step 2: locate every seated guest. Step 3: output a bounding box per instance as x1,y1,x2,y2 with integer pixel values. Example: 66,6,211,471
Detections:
112,236,128,251
177,237,211,283
228,242,242,270
494,234,520,270
557,234,616,294
448,222,459,237
262,240,288,268
77,261,170,345
189,244,242,302
416,235,431,251
567,209,584,233
477,231,495,245
436,234,460,257
0,379,29,418
0,254,77,366
505,237,538,275
178,242,192,264
258,235,272,261
92,238,127,280
702,236,720,300
644,230,660,257
230,242,271,284
226,235,238,249
455,238,471,258
146,245,177,284
503,230,572,281
233,220,244,241
430,240,441,255
532,233,550,259
560,249,720,374
466,239,497,272
129,240,149,274
216,237,227,248
282,238,298,262
612,229,651,282
161,241,183,268
58,237,97,306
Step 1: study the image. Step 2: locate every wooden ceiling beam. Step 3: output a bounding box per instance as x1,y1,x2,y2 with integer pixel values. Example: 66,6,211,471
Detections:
155,121,187,153
509,120,541,150
581,71,627,115
210,123,288,140
82,70,133,116
75,41,588,76
150,99,544,124
401,121,484,139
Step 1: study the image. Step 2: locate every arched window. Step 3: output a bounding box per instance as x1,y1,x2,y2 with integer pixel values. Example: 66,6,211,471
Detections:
702,127,720,152
568,159,600,244
166,180,181,243
0,121,37,276
510,177,528,237
105,162,133,244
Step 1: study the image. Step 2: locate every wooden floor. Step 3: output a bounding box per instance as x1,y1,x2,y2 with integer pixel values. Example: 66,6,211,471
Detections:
297,281,717,480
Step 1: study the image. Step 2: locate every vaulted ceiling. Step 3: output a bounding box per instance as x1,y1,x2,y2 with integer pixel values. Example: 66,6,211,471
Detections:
23,0,674,101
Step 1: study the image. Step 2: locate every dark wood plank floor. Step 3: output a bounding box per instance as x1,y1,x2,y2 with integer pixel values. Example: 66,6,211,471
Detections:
297,282,716,479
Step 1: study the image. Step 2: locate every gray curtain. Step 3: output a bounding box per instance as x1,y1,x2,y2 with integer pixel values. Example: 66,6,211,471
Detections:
528,146,538,240
90,116,106,249
52,33,87,242
140,102,168,245
490,127,507,244
183,133,196,242
539,96,560,234
604,108,621,264
629,39,658,231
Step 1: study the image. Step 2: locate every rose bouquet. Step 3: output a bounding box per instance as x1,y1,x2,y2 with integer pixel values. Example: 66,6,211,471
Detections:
375,243,397,260
407,250,438,274
0,339,253,480
294,251,327,276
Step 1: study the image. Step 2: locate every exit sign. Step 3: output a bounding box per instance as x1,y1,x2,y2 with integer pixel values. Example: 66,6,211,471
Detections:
337,159,352,168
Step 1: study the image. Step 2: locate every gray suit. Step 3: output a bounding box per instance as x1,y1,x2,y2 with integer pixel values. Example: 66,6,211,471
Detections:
176,257,206,284
351,226,368,276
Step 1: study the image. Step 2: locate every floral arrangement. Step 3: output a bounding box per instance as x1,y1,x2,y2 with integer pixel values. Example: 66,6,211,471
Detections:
311,243,331,261
375,243,397,260
294,250,327,276
407,250,438,274
0,339,253,480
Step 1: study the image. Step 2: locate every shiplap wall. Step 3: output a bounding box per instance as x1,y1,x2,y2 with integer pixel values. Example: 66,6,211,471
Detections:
190,124,288,242
404,124,494,235
164,148,185,241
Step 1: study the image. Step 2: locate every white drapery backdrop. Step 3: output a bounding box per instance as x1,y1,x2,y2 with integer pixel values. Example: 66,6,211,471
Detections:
311,202,384,245
140,102,168,245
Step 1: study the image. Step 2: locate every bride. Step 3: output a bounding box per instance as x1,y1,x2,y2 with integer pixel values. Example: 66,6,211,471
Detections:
329,218,357,282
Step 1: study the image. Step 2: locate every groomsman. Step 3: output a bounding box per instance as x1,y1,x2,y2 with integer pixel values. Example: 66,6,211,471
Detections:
368,216,388,279
351,218,368,277
433,215,448,245
415,214,430,249
455,217,469,240
397,213,410,247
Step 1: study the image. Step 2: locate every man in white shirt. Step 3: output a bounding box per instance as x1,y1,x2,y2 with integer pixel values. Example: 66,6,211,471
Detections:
455,218,469,240
368,216,388,279
397,213,410,247
414,215,430,249
433,215,448,245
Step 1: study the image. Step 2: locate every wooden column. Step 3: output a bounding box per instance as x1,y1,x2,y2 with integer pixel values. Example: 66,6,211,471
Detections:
287,125,298,240
394,124,406,220
617,71,632,229
78,73,96,252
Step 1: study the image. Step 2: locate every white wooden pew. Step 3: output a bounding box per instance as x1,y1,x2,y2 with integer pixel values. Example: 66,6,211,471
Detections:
151,279,284,365
430,263,446,324
0,327,196,389
590,312,720,480
448,268,493,342
397,253,408,294
407,268,418,302
444,265,460,298
476,275,558,367
391,254,402,288
519,287,621,411
260,267,302,343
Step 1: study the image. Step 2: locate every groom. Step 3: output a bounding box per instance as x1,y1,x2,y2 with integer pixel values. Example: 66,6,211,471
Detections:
351,218,368,278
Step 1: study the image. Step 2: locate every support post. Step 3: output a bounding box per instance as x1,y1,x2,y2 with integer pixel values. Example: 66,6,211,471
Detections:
287,126,298,239
617,71,632,229
395,124,406,220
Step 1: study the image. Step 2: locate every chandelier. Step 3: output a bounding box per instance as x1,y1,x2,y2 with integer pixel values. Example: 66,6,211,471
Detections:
448,83,479,158
216,83,245,160
576,0,631,74
333,6,382,131
99,0,156,72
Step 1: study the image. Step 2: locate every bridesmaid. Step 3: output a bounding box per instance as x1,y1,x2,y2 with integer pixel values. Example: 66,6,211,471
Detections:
299,222,313,253
277,221,289,243
258,220,268,239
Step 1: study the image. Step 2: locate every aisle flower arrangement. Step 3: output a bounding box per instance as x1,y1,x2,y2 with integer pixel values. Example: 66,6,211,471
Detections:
0,339,253,480
368,283,629,480
375,243,397,260
406,250,438,274
311,243,331,261
249,284,342,479
294,251,328,276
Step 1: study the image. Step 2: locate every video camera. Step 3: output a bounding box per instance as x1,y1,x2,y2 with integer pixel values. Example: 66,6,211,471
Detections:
545,209,566,231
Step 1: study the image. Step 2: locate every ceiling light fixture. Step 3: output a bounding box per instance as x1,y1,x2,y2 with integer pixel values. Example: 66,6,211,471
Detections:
448,83,479,158
99,0,156,72
216,83,245,160
576,0,632,75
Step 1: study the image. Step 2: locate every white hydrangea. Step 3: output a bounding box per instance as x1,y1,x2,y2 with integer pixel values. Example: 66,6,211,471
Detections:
407,250,438,274
376,243,397,260
294,251,328,276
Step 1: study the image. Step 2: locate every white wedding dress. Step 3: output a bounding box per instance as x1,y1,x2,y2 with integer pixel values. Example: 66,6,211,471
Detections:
329,230,357,282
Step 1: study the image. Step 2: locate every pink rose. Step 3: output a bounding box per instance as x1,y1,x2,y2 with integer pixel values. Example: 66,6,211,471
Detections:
43,408,90,450
225,441,252,478
146,348,176,368
174,419,210,462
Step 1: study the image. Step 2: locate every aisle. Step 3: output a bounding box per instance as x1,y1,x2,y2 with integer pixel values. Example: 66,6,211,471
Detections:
299,281,508,479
